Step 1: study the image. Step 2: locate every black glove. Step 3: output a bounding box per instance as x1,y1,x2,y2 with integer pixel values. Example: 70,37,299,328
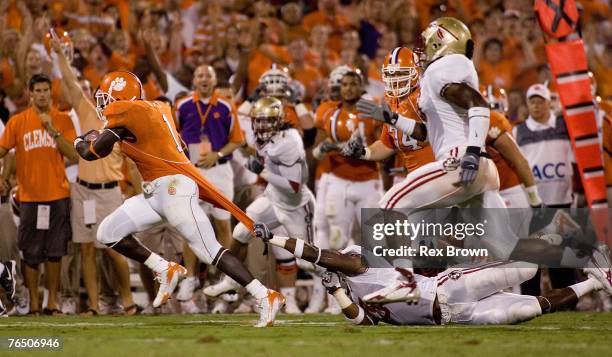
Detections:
247,85,264,103
457,147,480,186
341,134,366,159
321,271,342,294
253,222,273,242
320,140,340,153
356,98,398,125
246,155,265,174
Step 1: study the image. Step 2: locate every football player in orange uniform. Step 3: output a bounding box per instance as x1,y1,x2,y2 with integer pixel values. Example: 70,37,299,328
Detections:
74,71,284,327
312,69,382,252
342,47,434,189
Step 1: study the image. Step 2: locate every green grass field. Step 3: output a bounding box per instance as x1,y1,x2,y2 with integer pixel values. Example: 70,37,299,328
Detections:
0,312,610,356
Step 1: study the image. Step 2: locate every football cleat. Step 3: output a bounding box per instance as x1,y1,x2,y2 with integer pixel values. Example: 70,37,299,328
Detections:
0,260,17,301
176,276,199,301
363,279,420,304
153,262,187,308
254,290,285,328
584,244,612,295
203,275,241,297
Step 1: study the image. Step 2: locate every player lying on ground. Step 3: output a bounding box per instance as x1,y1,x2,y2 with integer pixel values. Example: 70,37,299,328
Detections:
73,71,284,327
253,223,612,325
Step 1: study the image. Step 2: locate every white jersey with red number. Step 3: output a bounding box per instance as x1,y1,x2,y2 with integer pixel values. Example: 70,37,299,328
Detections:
259,128,311,210
418,54,479,159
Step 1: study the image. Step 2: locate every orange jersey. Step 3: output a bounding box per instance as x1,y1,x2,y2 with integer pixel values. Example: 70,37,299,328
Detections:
486,111,521,190
314,101,339,180
284,104,301,130
381,91,435,173
315,101,381,181
104,100,253,230
0,107,76,202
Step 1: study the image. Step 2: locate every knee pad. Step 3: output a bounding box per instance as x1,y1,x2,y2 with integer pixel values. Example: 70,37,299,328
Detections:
328,225,347,251
505,265,538,286
164,198,194,228
97,212,131,246
232,223,252,244
506,299,541,324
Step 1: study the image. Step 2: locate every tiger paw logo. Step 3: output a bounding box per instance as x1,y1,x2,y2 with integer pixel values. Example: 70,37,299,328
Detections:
109,77,126,94
488,126,501,139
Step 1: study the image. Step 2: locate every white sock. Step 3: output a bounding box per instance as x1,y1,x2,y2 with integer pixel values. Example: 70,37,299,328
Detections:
144,253,168,274
570,278,601,298
0,263,5,276
281,287,296,299
246,279,268,300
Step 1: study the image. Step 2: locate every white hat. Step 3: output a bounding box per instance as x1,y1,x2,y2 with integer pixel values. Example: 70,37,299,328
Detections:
526,83,551,101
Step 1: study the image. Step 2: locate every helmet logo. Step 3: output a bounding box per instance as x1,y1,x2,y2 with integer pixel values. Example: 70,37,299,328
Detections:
109,77,126,95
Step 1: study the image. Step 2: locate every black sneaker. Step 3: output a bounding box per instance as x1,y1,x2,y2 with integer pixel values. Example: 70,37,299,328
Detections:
0,260,16,300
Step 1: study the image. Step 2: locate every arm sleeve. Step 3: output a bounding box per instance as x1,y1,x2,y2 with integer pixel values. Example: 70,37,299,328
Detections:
432,55,479,95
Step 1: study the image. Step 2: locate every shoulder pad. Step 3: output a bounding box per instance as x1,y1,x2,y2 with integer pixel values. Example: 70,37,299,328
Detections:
266,129,304,165
104,101,134,117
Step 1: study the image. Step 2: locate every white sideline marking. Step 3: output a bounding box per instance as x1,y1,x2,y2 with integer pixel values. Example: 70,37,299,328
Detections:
0,319,344,328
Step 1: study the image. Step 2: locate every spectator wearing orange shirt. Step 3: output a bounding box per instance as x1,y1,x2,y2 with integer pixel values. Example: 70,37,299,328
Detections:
306,24,339,76
288,39,323,104
281,2,308,43
82,40,111,90
303,0,350,54
0,74,78,315
474,37,535,91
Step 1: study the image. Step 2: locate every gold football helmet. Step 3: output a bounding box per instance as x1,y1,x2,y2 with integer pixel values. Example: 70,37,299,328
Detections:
251,96,284,143
416,17,473,67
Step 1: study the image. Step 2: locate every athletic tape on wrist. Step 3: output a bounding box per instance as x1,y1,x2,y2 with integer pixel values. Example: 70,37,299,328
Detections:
467,107,489,148
363,147,372,160
295,103,309,118
394,114,416,135
347,306,365,325
294,239,304,258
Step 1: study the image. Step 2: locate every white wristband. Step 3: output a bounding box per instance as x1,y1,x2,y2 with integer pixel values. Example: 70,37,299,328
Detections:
74,137,84,147
346,306,366,325
363,147,372,160
524,185,543,206
294,239,304,258
295,103,310,118
467,107,490,148
238,101,253,116
394,114,416,136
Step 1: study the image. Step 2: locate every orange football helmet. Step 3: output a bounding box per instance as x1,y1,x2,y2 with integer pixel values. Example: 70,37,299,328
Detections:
44,29,74,62
382,47,419,98
95,71,143,120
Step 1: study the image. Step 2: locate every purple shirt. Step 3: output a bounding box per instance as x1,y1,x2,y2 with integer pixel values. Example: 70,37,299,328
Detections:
177,94,242,161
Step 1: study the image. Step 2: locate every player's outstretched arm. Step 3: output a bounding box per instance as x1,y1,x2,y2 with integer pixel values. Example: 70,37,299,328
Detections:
356,99,427,141
253,223,366,275
492,132,542,206
341,135,396,161
322,272,375,326
74,128,126,161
